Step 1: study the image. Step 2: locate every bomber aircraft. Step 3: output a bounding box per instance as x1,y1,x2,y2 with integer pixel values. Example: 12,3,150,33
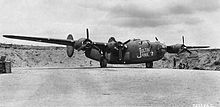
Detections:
3,29,209,68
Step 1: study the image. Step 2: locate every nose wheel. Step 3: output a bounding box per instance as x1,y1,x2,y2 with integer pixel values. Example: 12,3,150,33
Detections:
146,62,153,68
100,57,107,68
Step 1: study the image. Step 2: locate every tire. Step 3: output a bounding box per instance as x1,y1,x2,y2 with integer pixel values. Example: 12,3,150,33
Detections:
146,62,153,68
100,57,107,68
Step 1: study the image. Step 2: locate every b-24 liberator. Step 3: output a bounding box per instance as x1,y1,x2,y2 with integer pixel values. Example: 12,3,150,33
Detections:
3,29,209,68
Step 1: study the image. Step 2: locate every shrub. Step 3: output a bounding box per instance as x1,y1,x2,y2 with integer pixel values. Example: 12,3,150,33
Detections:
213,61,220,65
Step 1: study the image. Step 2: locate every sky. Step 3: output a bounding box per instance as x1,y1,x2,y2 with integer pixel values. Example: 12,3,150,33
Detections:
0,0,220,48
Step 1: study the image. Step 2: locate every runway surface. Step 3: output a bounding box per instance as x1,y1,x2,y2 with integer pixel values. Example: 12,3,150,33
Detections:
0,67,220,107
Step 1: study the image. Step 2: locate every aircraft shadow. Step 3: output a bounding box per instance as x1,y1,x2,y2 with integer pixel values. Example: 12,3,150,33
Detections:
18,66,149,70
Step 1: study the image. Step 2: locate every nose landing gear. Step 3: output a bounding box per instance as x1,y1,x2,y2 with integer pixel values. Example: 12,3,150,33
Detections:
100,57,107,68
146,62,153,68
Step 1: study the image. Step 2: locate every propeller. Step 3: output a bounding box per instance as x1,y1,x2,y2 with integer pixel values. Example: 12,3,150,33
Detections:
77,28,93,51
178,36,192,54
115,40,129,61
118,39,131,61
107,37,130,61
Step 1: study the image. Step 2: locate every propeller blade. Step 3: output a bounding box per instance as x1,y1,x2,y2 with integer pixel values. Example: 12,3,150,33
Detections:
77,44,87,51
178,48,192,54
86,28,89,39
182,36,185,44
123,39,130,45
118,48,122,61
92,45,101,52
178,49,185,54
185,49,192,54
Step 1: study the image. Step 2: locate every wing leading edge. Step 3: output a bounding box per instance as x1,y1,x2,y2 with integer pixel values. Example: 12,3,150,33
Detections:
3,35,74,46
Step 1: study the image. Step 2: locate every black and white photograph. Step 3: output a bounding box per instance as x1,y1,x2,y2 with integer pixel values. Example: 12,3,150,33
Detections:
0,0,220,106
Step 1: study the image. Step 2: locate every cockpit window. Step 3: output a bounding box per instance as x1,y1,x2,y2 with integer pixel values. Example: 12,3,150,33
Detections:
133,38,140,41
138,40,151,46
142,40,149,44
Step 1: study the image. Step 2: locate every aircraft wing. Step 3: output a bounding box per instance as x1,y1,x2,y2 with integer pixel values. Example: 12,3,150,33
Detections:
186,46,210,49
3,35,74,46
92,42,107,50
3,35,107,51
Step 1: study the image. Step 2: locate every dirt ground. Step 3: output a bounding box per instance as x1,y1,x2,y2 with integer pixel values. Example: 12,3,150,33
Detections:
0,67,220,107
0,44,220,106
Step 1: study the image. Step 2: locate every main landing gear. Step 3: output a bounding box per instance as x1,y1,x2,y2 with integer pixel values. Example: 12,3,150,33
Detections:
100,56,107,68
146,62,153,68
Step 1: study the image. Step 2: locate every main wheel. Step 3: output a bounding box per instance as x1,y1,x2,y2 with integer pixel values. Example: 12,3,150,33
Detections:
146,62,153,68
100,57,107,68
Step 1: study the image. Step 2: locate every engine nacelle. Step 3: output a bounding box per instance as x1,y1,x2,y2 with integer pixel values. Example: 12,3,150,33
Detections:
107,37,124,52
167,44,183,53
66,34,74,57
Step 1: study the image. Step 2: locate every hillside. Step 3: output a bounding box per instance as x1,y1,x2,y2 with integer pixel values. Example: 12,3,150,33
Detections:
0,43,219,70
155,49,220,70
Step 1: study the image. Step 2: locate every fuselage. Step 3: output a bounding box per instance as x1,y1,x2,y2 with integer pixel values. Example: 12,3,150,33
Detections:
85,39,167,64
